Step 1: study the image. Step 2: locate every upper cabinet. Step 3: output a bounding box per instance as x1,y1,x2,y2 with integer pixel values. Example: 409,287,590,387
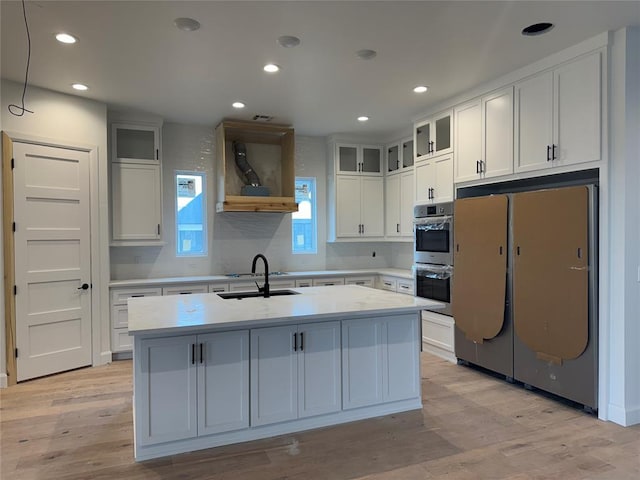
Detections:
415,110,453,161
454,86,514,183
110,122,163,245
515,52,602,173
415,154,453,204
336,143,383,176
386,137,414,175
215,120,297,213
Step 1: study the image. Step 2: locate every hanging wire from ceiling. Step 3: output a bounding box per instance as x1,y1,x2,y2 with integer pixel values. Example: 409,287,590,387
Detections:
8,0,34,117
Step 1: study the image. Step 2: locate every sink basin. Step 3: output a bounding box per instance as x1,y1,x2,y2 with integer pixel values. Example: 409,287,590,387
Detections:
217,289,300,300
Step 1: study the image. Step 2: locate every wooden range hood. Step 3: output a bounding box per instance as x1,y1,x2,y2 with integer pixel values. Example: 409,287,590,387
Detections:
215,120,298,213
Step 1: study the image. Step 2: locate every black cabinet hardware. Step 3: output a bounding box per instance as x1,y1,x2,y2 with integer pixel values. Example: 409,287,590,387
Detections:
77,283,89,290
200,343,204,364
293,332,298,351
547,145,551,161
191,344,195,365
552,144,557,160
300,332,304,351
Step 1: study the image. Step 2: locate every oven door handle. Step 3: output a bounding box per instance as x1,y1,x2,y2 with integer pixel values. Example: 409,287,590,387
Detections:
413,215,452,227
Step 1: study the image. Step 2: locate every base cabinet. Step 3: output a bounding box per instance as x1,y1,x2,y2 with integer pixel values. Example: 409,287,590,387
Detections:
251,321,342,426
342,315,420,409
135,330,249,447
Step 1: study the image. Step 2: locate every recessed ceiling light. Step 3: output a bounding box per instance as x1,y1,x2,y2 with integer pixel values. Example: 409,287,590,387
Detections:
413,85,428,93
277,35,301,48
232,102,246,109
174,17,201,32
55,33,77,44
521,22,554,36
72,83,89,91
357,116,369,122
263,63,280,73
356,49,377,60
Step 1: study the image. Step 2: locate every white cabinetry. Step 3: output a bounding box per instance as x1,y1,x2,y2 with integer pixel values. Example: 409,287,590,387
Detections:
378,276,414,295
345,275,375,287
342,315,420,409
110,123,163,245
415,110,453,160
454,87,514,183
386,137,414,174
229,279,296,292
385,171,414,238
335,176,384,238
162,284,208,296
250,322,341,426
312,277,346,286
515,52,602,173
208,283,230,293
335,143,383,176
110,287,162,353
135,330,250,446
415,154,453,203
421,310,455,363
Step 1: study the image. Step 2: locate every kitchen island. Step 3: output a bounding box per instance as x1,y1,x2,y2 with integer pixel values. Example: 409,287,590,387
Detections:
128,285,442,460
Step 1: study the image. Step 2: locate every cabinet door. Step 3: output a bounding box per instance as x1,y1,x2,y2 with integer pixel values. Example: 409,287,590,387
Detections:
415,121,431,159
415,161,435,203
361,176,384,237
198,331,249,435
162,284,208,296
298,322,342,418
361,146,383,175
385,315,420,402
387,144,400,173
402,139,414,168
113,124,159,163
399,171,415,236
554,52,601,166
336,144,359,174
137,335,197,446
250,325,298,426
433,155,454,202
483,87,514,179
208,283,229,293
336,176,361,237
385,174,401,237
342,318,384,409
515,71,554,173
433,111,453,156
454,99,482,183
111,161,162,241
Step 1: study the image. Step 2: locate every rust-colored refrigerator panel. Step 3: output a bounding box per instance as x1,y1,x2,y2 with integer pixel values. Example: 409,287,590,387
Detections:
512,186,589,363
453,195,508,343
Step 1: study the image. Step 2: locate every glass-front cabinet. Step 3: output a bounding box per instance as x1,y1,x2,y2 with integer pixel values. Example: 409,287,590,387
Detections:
402,139,414,168
415,110,453,161
387,144,400,173
336,143,383,176
114,124,159,163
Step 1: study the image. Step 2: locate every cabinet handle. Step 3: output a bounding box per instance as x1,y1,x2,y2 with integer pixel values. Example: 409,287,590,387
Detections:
191,343,195,365
130,294,144,298
156,148,159,160
552,144,557,160
480,160,484,173
429,141,434,153
300,332,304,351
157,224,161,235
546,145,551,161
396,223,399,233
476,160,479,174
362,224,365,234
293,332,298,352
199,343,204,364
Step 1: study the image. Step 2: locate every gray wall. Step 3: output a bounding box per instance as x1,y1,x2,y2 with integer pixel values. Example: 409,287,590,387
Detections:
109,122,393,279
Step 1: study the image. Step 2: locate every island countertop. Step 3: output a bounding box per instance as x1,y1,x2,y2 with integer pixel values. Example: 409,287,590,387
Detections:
128,285,442,336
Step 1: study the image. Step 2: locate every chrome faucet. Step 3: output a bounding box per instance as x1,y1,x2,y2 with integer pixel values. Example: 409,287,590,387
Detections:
251,254,270,298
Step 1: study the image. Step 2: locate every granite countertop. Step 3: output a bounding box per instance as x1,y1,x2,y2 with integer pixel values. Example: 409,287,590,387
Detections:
109,268,413,288
127,285,438,336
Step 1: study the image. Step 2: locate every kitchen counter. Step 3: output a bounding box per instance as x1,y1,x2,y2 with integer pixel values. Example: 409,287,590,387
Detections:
131,285,437,461
110,268,413,288
128,284,438,337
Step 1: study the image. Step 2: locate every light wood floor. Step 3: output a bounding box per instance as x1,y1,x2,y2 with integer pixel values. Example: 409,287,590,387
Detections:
1,354,638,480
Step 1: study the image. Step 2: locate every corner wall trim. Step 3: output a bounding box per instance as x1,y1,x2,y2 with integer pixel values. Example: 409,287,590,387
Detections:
607,403,640,427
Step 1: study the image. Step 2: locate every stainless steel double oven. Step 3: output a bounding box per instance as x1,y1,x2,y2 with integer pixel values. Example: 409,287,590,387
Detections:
413,202,453,315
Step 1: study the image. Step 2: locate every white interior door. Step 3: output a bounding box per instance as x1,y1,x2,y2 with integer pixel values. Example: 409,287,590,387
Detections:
13,142,92,381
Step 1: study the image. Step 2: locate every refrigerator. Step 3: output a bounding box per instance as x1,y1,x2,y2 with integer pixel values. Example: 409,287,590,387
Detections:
452,185,598,410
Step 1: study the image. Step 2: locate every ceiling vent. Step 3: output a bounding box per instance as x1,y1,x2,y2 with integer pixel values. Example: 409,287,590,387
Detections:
252,114,274,122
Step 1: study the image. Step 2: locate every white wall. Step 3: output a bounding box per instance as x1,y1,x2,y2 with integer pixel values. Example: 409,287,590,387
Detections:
0,79,110,382
607,27,640,426
109,123,392,279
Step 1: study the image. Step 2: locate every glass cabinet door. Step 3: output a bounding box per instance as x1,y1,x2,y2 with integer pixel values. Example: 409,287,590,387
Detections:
337,145,359,173
402,139,414,168
434,114,452,154
387,145,399,173
115,126,158,161
361,147,382,174
415,123,431,158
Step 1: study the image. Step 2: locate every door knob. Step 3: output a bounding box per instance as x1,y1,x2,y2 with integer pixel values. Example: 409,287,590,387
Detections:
77,283,89,290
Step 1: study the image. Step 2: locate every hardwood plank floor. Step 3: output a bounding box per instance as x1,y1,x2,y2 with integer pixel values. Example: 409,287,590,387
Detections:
1,354,638,479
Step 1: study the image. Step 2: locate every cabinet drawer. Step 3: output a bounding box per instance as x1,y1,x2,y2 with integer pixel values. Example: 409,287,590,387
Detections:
111,287,162,305
295,279,313,288
345,276,375,287
229,279,296,292
208,283,230,293
312,277,346,287
112,327,133,353
378,276,397,292
397,280,414,296
162,284,208,296
111,304,130,329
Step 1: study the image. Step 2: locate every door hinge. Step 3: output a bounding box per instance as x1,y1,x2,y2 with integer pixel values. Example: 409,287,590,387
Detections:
11,158,15,169
15,348,18,358
13,285,17,295
12,222,16,232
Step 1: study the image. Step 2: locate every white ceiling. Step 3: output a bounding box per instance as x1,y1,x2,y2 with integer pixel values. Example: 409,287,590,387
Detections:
1,1,639,137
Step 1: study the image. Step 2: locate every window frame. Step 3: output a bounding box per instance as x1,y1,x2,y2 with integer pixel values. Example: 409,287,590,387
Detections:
175,170,208,257
292,176,318,255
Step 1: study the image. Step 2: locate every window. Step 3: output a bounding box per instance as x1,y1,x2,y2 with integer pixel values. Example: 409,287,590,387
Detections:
176,171,207,256
292,177,317,254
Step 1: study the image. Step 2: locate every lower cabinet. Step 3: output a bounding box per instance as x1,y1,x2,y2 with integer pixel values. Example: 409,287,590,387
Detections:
250,321,342,426
136,330,249,446
342,315,420,409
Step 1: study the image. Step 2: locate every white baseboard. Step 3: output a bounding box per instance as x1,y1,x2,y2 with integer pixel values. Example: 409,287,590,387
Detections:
422,341,456,364
0,372,7,388
98,350,112,365
608,402,640,426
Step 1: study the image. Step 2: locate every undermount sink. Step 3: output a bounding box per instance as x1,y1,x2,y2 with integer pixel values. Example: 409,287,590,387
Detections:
217,289,300,300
